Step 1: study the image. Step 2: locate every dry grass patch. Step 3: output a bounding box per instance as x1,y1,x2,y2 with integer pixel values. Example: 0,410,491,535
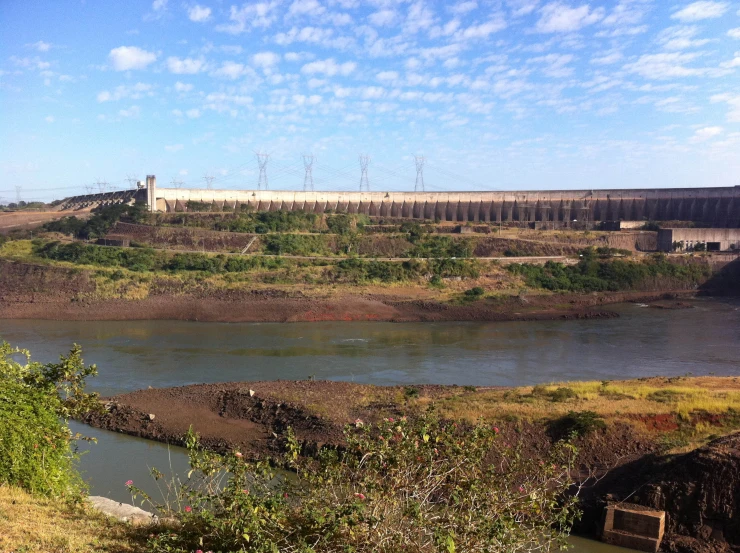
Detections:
0,485,146,553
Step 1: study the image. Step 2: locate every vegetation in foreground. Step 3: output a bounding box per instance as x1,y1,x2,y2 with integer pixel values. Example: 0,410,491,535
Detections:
0,341,581,553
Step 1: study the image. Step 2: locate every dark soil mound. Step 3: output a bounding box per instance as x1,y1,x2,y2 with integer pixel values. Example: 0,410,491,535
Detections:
577,432,740,553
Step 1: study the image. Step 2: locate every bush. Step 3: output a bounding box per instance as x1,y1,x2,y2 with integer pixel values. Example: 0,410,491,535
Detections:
548,411,606,440
507,256,710,293
464,286,485,298
35,241,159,272
0,342,100,497
42,202,148,240
133,412,580,553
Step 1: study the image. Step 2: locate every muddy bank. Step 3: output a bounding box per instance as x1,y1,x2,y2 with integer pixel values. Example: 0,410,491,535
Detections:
82,380,655,465
82,380,739,553
0,259,696,322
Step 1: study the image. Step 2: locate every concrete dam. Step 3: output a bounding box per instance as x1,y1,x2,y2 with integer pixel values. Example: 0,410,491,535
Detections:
59,179,740,227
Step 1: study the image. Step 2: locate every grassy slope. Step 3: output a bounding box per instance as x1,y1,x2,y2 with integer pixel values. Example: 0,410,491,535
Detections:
260,376,740,453
0,485,146,553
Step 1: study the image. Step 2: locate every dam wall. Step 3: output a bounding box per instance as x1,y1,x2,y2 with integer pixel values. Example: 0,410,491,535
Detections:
58,183,740,227
149,186,740,227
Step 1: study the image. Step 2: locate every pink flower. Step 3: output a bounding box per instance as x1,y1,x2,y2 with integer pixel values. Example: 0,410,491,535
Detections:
242,489,249,495
518,486,525,494
234,451,243,458
125,480,133,487
184,506,192,513
354,492,366,500
354,418,364,428
284,493,289,498
196,550,203,553
493,427,499,434
388,417,395,423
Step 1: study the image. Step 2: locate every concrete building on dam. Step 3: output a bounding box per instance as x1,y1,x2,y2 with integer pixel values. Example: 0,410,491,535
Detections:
58,176,740,228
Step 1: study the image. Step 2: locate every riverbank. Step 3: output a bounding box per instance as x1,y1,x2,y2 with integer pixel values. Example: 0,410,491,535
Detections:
80,377,740,552
0,256,699,322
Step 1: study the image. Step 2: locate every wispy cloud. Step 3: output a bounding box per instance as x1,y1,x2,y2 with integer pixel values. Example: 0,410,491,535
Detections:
108,46,157,71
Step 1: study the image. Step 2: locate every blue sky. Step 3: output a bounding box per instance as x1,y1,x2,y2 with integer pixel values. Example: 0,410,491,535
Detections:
1,0,740,201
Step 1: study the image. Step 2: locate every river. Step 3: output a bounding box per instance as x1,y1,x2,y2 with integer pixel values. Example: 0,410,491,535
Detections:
3,297,740,552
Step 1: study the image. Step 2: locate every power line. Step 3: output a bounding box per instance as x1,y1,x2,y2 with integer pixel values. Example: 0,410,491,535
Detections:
125,174,139,190
170,177,184,190
359,154,370,192
15,186,22,203
302,154,315,192
203,174,215,190
95,179,110,193
256,152,270,190
414,155,425,192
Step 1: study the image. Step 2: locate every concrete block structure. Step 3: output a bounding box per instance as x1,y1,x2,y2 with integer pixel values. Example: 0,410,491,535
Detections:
657,228,740,252
602,503,665,552
58,179,740,228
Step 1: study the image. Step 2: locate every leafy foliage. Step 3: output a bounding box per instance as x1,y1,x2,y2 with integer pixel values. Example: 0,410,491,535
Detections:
42,202,148,240
133,412,580,553
507,253,710,293
0,342,100,496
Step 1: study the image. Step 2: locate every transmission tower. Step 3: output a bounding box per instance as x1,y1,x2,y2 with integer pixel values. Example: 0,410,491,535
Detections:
302,154,315,192
203,174,215,190
170,177,184,190
256,152,270,190
414,155,425,192
95,179,110,194
84,184,93,195
359,154,370,192
125,174,139,189
15,186,22,203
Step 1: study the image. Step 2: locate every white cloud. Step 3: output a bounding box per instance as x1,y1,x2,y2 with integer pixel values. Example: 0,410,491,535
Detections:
301,58,356,76
252,51,280,68
30,40,51,52
508,0,539,17
377,70,399,82
108,46,157,71
450,1,478,15
689,126,723,142
728,28,740,39
720,52,740,68
179,169,188,176
529,53,575,77
119,105,141,118
535,2,604,33
217,2,280,33
165,144,184,152
175,81,193,92
591,49,622,65
152,0,167,11
711,93,740,122
657,26,711,50
188,5,212,22
97,82,153,102
186,108,201,118
623,52,705,79
671,1,729,22
45,115,55,123
167,56,207,74
211,61,254,79
369,9,397,26
404,1,436,34
455,19,507,40
288,0,325,18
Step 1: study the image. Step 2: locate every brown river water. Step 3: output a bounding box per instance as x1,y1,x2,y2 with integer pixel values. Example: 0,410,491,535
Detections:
2,297,739,552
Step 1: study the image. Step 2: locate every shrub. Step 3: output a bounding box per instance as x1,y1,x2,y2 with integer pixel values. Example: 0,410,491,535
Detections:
133,413,580,553
0,343,100,496
548,411,606,440
464,286,485,298
42,202,148,240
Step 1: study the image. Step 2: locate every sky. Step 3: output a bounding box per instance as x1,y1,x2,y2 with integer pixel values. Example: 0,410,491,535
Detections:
1,0,740,202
